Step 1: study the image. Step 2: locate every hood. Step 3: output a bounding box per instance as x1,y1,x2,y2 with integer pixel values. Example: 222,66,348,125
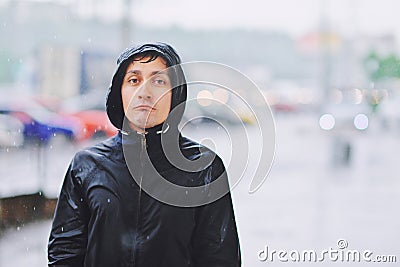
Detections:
106,42,187,131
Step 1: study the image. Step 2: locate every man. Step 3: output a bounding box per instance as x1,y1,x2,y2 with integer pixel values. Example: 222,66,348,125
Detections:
48,42,241,266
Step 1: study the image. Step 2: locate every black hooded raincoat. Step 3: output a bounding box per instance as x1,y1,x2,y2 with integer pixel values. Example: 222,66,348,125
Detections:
48,43,241,267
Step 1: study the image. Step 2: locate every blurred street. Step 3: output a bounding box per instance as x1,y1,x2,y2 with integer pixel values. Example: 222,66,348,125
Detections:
1,0,400,266
1,114,399,266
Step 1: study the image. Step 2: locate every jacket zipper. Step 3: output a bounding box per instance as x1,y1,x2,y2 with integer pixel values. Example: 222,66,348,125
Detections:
133,132,146,266
138,132,146,199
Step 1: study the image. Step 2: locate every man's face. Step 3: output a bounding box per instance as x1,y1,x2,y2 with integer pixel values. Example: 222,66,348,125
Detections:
121,56,172,132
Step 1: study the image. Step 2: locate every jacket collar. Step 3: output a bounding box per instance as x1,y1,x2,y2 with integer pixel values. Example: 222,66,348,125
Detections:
116,123,171,153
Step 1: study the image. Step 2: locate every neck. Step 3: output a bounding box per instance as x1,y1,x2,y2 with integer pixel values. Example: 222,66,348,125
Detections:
127,122,146,134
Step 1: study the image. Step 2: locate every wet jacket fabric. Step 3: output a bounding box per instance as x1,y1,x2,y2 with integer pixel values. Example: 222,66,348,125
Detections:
48,43,241,266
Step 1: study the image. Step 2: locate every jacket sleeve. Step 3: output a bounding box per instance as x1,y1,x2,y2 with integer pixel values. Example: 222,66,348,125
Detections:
48,162,89,266
191,160,241,267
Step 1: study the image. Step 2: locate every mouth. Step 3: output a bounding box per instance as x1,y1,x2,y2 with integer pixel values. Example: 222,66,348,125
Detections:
133,105,156,111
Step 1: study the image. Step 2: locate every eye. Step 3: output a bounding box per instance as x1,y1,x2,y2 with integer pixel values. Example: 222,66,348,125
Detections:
153,78,166,86
128,78,139,84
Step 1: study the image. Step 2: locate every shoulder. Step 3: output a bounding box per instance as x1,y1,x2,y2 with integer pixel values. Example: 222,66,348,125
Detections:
70,135,120,179
180,135,225,172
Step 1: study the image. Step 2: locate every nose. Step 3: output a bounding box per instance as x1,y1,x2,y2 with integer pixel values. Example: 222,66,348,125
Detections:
136,81,153,100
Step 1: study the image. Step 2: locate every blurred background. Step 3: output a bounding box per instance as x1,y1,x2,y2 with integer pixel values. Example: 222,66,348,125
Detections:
0,0,399,266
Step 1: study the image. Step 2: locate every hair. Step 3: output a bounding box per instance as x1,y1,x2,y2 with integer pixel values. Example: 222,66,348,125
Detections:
131,51,163,65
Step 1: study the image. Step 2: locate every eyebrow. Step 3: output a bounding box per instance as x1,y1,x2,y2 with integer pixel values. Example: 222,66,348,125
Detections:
125,70,168,76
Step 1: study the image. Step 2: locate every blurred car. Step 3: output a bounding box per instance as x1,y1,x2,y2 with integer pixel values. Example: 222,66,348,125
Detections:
67,110,117,139
0,109,84,144
59,90,118,140
0,113,24,147
0,96,84,145
59,91,117,139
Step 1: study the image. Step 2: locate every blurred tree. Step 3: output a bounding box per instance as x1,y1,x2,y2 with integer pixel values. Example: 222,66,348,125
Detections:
364,52,400,81
363,52,400,113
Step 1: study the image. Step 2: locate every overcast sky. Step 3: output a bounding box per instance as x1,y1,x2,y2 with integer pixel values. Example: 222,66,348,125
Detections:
69,0,399,39
2,0,399,40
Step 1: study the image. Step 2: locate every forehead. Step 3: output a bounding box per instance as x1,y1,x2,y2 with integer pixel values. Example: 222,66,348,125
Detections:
126,56,168,74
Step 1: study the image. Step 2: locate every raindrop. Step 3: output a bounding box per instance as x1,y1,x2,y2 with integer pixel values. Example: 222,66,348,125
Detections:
53,133,57,137
39,191,42,196
3,22,6,27
185,190,188,195
54,35,57,39
7,58,10,62
80,50,84,55
107,198,111,203
61,227,64,232
17,226,20,231
87,37,92,43
26,247,29,252
146,235,150,240
80,198,83,202
19,59,23,63
6,148,9,152
33,206,36,211
49,145,53,149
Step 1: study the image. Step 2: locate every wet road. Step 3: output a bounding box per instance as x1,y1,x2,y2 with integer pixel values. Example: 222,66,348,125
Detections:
1,114,399,266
